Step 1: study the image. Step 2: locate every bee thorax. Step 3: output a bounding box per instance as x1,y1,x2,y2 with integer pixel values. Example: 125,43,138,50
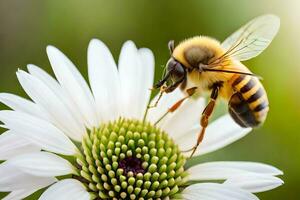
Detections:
184,46,214,67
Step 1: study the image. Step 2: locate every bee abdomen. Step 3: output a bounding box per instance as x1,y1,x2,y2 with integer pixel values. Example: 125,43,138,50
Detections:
229,93,259,127
230,75,269,127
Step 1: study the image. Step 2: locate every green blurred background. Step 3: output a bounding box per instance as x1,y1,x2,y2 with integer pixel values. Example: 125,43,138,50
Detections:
0,0,299,199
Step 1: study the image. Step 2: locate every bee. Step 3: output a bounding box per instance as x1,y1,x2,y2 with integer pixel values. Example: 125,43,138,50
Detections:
153,14,280,157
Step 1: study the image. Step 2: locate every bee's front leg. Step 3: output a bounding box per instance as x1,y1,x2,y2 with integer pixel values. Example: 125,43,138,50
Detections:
154,87,198,125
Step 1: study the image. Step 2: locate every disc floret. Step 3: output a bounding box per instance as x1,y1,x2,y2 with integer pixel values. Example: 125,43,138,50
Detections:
74,118,187,199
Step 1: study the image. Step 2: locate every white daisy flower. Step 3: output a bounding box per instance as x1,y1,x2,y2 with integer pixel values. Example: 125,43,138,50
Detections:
0,39,283,200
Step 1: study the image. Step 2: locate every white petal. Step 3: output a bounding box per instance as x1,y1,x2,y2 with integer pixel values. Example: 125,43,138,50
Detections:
188,161,282,181
27,64,85,134
3,189,36,200
136,48,155,119
147,88,184,124
46,46,99,128
27,64,63,94
224,174,283,193
0,93,45,119
0,162,56,191
188,166,251,181
39,179,90,200
87,39,121,122
161,97,205,139
0,130,40,160
8,152,75,177
177,114,252,156
3,177,56,200
188,161,282,177
0,110,78,155
17,70,85,141
181,183,258,200
119,41,152,119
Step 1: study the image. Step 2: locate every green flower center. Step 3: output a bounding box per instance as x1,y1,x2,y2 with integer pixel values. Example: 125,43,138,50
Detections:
74,118,187,199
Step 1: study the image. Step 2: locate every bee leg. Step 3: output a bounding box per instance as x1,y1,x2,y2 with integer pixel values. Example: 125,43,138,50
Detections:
143,86,167,122
189,85,220,157
148,72,181,110
154,87,198,125
147,85,167,109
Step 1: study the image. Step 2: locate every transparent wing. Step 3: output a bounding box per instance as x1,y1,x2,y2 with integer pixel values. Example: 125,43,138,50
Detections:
220,14,280,62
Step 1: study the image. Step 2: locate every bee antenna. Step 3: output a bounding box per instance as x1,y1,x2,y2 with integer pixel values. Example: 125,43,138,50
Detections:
203,68,263,80
168,40,175,54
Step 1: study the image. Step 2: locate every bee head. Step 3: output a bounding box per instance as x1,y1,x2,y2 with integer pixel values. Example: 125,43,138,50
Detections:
154,57,186,93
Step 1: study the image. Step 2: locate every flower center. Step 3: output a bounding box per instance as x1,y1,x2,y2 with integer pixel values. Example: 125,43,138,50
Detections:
119,157,145,175
74,118,187,199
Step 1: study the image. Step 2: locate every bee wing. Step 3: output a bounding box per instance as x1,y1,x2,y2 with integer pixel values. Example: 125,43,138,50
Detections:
220,14,280,61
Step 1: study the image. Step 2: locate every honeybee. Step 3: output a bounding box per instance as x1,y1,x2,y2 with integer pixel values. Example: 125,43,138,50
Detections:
153,15,280,157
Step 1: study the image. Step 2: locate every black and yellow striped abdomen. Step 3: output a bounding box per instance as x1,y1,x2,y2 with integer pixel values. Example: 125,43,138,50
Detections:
228,75,269,127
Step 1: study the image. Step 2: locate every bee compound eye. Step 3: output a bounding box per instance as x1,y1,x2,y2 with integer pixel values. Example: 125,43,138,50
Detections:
173,62,185,76
167,58,177,73
170,62,185,83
